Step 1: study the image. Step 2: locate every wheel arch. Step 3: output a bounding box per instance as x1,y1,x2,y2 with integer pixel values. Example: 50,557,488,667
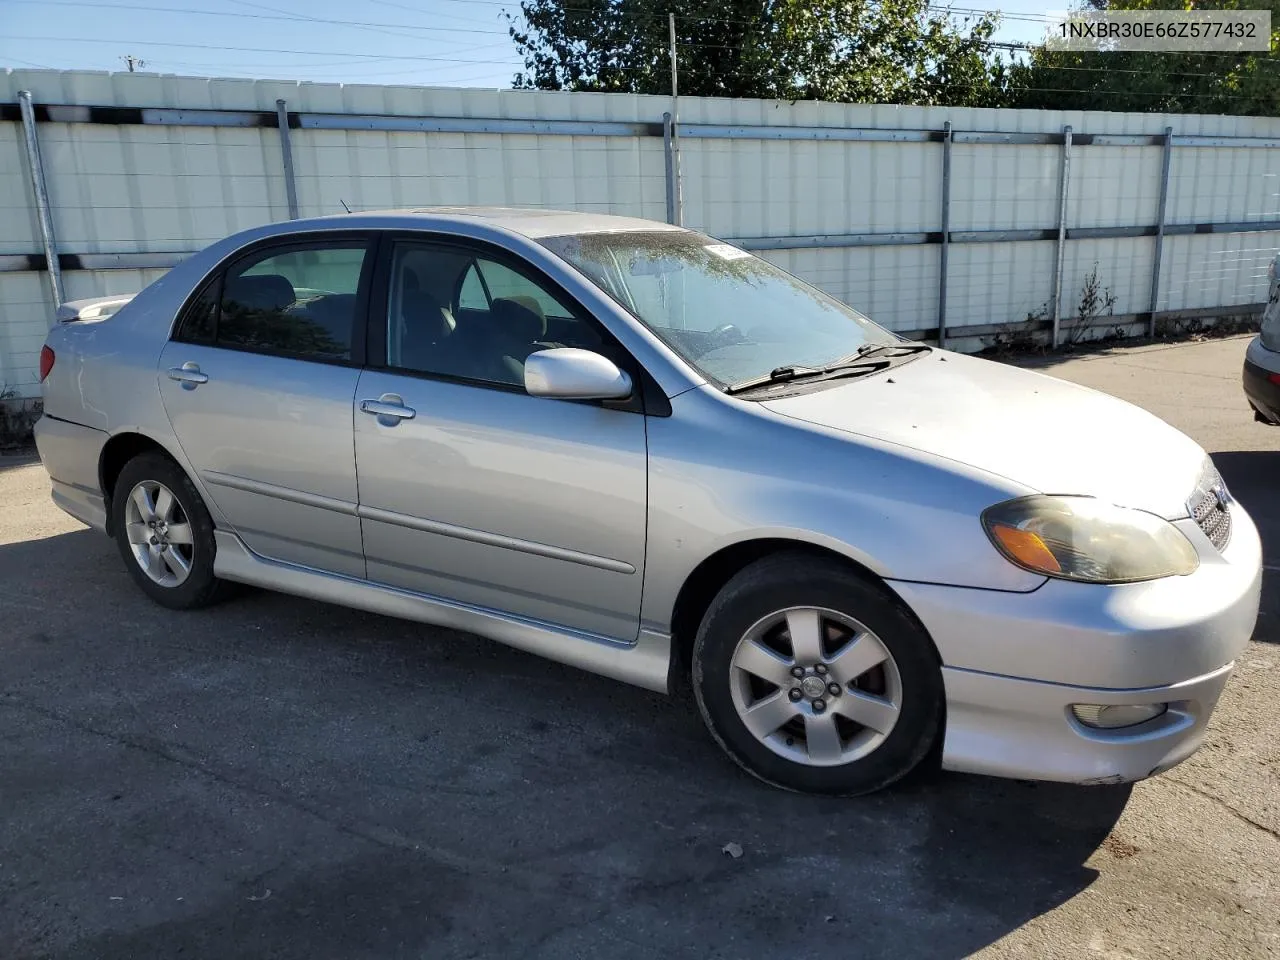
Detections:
667,538,936,681
98,431,185,532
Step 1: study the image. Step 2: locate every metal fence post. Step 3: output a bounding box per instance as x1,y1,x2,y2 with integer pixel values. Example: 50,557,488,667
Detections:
1050,125,1073,348
1148,126,1174,337
938,121,952,349
663,112,677,225
276,98,300,220
18,90,64,312
668,14,683,226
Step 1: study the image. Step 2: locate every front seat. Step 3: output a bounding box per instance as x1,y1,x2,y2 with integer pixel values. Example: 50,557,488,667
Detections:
398,289,456,373
484,297,548,385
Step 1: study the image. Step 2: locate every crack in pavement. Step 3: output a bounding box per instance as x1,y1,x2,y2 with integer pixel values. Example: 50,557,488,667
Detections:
0,691,599,898
1163,775,1280,842
1092,359,1239,381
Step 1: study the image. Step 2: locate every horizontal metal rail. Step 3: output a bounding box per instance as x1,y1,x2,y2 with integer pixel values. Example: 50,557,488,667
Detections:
680,124,939,143
895,302,1264,344
298,113,664,137
7,213,1280,274
736,232,939,250
6,101,1280,148
0,251,190,272
734,218,1280,251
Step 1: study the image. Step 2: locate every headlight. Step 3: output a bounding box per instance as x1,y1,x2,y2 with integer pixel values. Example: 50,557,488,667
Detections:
982,495,1199,584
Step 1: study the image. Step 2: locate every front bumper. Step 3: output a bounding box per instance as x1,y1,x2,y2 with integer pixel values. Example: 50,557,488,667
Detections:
939,662,1233,783
1243,336,1280,423
890,500,1262,784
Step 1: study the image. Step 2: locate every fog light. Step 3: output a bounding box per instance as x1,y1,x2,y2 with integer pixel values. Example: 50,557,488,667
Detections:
1071,703,1168,729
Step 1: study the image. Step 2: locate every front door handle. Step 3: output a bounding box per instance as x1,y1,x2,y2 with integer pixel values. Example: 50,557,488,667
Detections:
167,362,209,389
360,396,416,421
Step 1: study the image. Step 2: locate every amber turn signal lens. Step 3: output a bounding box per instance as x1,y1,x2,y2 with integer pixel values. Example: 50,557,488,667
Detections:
989,523,1062,574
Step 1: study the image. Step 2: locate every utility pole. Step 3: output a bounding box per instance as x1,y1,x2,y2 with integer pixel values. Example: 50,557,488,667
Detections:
122,55,146,73
668,13,683,226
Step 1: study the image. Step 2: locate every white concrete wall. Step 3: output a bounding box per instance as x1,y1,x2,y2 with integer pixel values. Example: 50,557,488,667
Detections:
4,68,1280,395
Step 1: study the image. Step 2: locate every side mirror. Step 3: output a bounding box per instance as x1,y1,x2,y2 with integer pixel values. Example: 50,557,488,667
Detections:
524,348,633,401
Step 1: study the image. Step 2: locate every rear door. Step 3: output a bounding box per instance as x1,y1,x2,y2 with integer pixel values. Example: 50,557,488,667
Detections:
353,238,649,641
157,235,375,578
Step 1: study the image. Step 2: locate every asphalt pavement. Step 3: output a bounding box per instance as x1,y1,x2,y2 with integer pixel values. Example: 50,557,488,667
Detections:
2,334,1278,959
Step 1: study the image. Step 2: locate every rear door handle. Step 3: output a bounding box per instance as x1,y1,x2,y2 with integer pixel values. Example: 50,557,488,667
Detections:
360,398,416,421
167,362,208,388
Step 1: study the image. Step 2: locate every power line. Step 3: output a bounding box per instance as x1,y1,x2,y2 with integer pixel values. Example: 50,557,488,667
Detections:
1,55,57,69
363,0,514,29
139,59,517,81
8,31,1275,77
672,39,1270,81
2,35,522,63
649,63,1276,102
1,0,1016,32
7,0,515,37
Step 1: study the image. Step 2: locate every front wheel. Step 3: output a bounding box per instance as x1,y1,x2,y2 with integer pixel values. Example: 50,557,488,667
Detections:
111,452,230,610
692,553,943,796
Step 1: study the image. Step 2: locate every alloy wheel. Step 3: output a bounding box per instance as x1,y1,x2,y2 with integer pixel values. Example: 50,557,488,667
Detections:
123,480,195,588
729,606,903,767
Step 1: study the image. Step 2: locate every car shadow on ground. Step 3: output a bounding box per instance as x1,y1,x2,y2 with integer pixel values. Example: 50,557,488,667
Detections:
0,449,39,471
1213,449,1280,544
3,529,1131,960
1213,450,1280,645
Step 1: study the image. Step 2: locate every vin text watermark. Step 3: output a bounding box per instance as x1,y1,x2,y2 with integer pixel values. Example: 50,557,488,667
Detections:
1046,11,1271,52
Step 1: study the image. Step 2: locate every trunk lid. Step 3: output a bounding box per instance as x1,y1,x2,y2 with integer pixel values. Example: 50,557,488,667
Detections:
55,294,135,324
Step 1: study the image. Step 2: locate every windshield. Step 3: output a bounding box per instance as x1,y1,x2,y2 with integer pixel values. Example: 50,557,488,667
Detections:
539,230,898,387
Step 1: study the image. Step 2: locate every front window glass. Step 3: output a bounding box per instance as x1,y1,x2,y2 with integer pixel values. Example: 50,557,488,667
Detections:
384,243,599,388
540,230,896,387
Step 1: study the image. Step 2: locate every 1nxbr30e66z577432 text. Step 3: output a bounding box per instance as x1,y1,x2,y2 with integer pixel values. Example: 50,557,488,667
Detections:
1047,10,1271,52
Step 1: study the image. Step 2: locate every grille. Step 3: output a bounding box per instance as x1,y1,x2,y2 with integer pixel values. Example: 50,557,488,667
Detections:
1191,486,1232,552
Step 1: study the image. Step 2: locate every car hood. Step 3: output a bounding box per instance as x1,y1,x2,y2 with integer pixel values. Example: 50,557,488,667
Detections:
761,350,1207,519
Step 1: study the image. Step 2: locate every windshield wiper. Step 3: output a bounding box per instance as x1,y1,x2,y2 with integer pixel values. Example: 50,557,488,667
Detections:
724,365,823,395
725,342,930,395
838,342,932,365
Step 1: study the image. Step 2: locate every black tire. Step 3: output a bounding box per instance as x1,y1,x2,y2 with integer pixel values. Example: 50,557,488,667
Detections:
692,552,943,796
111,451,231,610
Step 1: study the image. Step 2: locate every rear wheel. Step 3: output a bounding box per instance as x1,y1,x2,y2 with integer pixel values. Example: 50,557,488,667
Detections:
111,452,230,610
692,553,943,796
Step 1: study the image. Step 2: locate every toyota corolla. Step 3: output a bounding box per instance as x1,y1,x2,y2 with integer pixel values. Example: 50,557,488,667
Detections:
34,208,1261,795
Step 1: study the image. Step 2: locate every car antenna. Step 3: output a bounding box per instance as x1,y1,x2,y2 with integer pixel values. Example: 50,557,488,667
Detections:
339,198,352,213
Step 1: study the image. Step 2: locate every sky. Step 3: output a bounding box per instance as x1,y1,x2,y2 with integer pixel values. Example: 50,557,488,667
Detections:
0,0,1068,89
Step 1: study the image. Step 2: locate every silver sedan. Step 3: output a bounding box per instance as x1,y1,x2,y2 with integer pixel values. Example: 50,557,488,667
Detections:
34,208,1262,795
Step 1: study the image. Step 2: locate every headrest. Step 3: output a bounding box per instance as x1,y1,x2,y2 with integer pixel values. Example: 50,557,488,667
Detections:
401,289,453,341
491,297,547,342
299,293,356,342
225,273,295,312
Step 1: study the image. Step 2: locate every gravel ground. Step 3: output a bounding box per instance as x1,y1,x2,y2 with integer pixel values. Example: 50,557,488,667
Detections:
2,334,1277,959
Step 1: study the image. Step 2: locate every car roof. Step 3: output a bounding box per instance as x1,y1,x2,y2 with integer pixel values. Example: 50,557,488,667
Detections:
289,206,687,240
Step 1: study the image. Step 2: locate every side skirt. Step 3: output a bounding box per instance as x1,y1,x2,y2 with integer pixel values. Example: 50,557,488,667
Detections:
212,531,671,693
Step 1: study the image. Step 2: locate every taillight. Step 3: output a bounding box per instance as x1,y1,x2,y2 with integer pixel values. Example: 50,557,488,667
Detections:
39,344,55,382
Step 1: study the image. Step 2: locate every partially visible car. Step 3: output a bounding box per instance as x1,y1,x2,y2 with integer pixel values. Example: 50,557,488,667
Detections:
1244,253,1280,424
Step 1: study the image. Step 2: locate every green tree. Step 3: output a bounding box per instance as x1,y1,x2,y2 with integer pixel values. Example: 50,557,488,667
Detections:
507,0,1010,107
1008,0,1280,115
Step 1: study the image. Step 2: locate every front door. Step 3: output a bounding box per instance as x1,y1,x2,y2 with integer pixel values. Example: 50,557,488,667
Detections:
157,236,375,578
353,239,648,641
